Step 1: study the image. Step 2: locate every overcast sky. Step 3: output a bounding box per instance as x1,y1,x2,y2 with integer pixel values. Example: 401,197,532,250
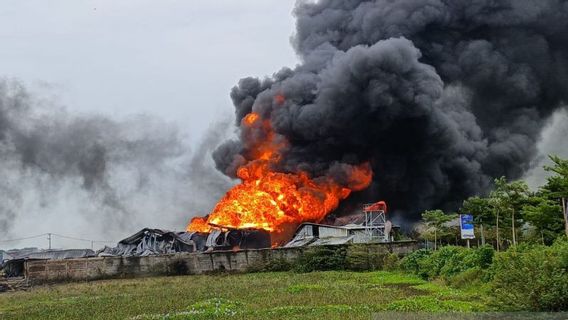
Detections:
0,0,299,143
0,1,301,249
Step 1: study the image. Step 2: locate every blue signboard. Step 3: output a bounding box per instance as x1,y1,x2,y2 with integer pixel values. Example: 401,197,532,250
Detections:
460,214,475,239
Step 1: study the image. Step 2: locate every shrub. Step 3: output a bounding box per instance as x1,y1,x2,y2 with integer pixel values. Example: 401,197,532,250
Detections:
490,240,568,311
247,257,292,273
293,246,347,273
400,246,494,283
345,245,370,271
264,258,293,272
447,267,484,288
383,253,400,271
438,245,494,281
428,246,466,279
344,245,387,271
400,249,432,279
475,245,496,269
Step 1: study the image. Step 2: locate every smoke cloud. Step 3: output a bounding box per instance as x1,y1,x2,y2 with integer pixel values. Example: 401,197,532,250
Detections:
215,0,568,218
0,80,231,244
525,107,568,189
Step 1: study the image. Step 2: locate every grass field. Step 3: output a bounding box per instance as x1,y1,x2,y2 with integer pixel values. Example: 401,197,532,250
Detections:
0,271,491,319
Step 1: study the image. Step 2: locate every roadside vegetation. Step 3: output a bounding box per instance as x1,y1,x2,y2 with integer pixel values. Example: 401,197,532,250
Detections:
400,240,568,311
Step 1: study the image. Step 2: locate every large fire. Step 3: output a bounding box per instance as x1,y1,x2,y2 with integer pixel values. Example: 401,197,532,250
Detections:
187,103,373,242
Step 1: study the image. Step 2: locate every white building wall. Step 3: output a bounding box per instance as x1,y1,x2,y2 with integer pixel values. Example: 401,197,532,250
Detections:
319,226,348,238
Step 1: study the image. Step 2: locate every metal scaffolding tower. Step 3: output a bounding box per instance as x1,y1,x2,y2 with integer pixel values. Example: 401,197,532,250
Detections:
363,201,388,242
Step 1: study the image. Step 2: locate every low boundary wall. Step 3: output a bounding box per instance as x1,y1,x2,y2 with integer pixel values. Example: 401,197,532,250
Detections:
24,241,418,284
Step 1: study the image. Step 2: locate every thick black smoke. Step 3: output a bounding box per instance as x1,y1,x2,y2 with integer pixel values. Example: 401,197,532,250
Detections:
214,0,568,218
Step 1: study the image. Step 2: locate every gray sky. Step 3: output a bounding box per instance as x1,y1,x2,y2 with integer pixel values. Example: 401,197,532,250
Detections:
0,0,298,143
0,0,299,249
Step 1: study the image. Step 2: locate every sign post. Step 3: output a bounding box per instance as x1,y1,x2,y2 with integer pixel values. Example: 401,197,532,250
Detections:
460,214,475,248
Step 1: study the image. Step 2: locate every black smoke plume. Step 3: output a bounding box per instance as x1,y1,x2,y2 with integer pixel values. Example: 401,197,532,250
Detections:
214,0,568,218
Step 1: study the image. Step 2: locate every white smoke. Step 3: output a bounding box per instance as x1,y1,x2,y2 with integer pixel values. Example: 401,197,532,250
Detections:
0,81,233,249
525,107,568,189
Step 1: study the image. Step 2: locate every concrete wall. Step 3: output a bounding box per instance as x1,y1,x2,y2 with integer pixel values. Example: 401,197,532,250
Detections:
24,241,417,284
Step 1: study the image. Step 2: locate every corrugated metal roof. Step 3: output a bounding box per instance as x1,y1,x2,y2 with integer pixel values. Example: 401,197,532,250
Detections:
308,236,354,246
294,222,352,230
10,249,95,261
284,237,317,248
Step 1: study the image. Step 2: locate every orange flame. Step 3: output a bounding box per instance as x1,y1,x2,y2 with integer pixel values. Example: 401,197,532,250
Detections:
187,217,212,233
187,104,373,241
242,113,259,126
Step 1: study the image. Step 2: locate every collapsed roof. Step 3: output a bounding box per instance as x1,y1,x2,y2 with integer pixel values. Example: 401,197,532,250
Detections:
11,249,95,260
97,228,196,257
98,227,273,257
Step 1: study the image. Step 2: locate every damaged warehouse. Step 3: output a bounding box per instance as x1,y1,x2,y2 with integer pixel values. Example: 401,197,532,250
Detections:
95,201,393,256
97,229,197,256
0,201,411,285
96,228,273,257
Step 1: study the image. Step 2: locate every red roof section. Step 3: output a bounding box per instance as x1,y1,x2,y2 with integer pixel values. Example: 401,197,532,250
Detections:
363,201,387,213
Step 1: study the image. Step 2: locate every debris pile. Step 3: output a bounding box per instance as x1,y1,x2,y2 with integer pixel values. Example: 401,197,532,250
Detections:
97,228,196,257
97,228,272,257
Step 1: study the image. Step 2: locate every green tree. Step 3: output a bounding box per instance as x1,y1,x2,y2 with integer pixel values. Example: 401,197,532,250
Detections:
491,177,530,247
543,155,568,237
522,197,564,244
488,194,505,251
422,210,458,250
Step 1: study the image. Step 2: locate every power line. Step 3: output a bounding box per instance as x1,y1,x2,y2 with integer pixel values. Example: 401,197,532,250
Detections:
0,233,116,245
0,233,48,243
51,233,116,244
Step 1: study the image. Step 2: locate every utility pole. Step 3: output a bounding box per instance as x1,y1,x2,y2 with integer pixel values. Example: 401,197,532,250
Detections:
47,233,52,250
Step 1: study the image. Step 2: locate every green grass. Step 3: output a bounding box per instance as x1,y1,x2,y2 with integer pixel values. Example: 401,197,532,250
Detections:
0,271,490,319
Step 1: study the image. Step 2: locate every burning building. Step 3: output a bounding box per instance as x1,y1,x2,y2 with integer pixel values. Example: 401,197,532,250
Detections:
186,110,374,247
95,227,271,255
183,0,568,240
180,0,568,250
93,200,391,257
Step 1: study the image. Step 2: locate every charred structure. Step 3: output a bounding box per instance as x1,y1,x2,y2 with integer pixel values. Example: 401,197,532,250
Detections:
96,228,273,257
